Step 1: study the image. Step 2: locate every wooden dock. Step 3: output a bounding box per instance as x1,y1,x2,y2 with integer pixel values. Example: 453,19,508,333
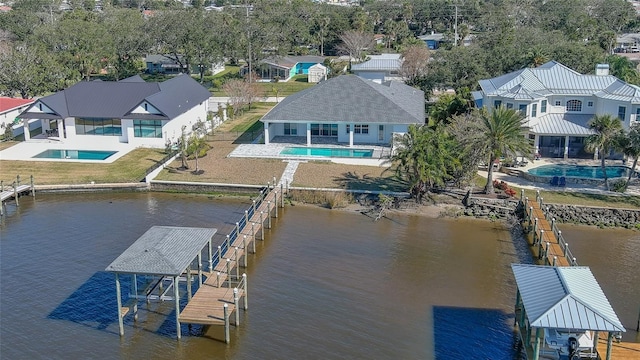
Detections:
518,189,638,360
1,175,35,216
177,181,284,343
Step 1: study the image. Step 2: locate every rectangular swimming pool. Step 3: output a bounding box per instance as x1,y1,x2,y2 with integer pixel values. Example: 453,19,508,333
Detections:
280,147,374,158
33,149,117,160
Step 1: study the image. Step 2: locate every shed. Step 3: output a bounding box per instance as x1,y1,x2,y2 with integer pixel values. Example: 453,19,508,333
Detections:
511,264,625,360
308,63,327,83
106,226,217,339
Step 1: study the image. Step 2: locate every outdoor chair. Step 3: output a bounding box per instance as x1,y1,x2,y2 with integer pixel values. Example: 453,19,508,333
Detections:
550,176,559,186
558,177,566,187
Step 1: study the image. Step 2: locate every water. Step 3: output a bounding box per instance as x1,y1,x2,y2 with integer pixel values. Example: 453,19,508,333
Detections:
528,164,631,179
1,193,638,359
33,149,117,160
280,147,374,158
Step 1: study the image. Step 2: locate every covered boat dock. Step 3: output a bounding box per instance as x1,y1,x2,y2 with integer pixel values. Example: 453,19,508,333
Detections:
512,264,626,360
105,226,218,339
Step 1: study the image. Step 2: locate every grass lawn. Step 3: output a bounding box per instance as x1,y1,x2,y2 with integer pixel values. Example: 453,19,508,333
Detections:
213,75,315,97
0,147,167,185
292,162,406,192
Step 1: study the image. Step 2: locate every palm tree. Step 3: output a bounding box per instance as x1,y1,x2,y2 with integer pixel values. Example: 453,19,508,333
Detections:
480,106,531,194
585,115,624,191
618,123,640,184
390,125,458,202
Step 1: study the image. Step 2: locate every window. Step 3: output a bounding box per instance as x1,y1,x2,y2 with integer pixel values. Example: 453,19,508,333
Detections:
355,124,368,134
75,118,122,136
618,106,626,121
531,104,537,118
284,123,297,135
346,124,350,134
555,100,561,106
311,124,337,136
566,100,582,112
133,119,163,138
519,104,527,115
588,101,593,107
506,103,513,109
494,100,502,108
540,100,547,113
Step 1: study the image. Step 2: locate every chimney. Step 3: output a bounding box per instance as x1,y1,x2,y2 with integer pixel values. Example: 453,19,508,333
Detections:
595,63,610,76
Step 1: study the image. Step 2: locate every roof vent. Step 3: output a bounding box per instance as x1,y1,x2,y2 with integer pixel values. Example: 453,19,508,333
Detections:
596,63,609,76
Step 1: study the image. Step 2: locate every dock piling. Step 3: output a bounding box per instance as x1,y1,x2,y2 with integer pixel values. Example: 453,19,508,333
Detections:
242,274,248,310
234,288,240,325
223,304,230,343
13,182,18,206
260,211,264,239
274,191,278,218
30,175,35,197
267,201,272,228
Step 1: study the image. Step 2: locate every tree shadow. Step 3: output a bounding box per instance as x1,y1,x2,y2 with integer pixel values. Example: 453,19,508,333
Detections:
332,171,408,192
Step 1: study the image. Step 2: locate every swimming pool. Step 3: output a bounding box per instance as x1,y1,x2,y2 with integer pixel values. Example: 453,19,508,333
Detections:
280,147,374,158
33,149,117,160
528,164,632,179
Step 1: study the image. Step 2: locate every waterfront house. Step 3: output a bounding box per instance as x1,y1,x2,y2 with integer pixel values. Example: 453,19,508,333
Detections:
475,60,640,159
260,75,424,146
253,55,326,82
18,74,211,148
0,97,35,137
351,53,403,83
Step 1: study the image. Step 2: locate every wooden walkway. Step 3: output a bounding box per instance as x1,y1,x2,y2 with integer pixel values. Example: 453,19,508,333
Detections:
1,175,35,216
521,190,573,267
178,183,283,342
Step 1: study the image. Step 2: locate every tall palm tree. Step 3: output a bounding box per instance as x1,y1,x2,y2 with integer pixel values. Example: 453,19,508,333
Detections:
618,123,640,184
585,115,624,191
481,106,531,194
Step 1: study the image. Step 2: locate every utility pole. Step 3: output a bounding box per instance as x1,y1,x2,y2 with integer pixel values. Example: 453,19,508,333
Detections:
246,1,252,83
454,3,458,47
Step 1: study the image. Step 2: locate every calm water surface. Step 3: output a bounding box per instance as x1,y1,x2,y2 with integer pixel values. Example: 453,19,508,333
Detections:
1,193,638,359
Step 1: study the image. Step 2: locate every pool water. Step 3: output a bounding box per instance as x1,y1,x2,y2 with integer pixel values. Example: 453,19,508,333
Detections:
33,149,117,160
528,164,632,179
280,147,373,158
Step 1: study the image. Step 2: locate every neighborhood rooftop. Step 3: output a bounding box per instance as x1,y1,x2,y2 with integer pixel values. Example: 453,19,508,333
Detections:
261,75,424,124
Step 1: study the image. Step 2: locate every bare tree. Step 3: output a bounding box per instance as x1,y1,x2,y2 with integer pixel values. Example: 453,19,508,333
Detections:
400,45,430,85
223,79,261,113
336,30,374,63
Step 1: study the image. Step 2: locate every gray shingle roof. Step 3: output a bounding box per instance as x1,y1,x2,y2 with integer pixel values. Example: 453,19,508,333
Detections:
479,61,640,102
511,264,625,332
106,226,217,276
19,74,210,120
528,113,594,135
261,75,424,124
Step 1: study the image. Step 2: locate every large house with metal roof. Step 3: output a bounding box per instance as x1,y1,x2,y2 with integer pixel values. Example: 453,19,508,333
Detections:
351,53,403,83
475,61,640,159
260,75,424,146
18,74,211,148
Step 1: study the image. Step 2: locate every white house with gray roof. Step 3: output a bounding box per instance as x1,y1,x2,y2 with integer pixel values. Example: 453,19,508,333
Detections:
18,74,211,148
260,75,424,147
476,61,640,159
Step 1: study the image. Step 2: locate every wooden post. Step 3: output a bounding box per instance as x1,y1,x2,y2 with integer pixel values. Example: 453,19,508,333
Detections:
244,210,249,226
532,328,542,360
218,245,222,264
563,243,569,257
606,332,614,360
533,218,538,242
223,304,230,344
551,218,556,233
243,235,248,267
260,211,264,240
267,201,272,228
226,259,232,288
537,239,543,260
539,229,544,245
552,256,557,266
132,274,138,321
545,242,550,260
281,183,284,206
251,223,256,253
594,331,600,352
186,265,192,302
198,253,203,286
30,175,35,197
208,239,213,272
274,191,278,218
13,182,18,206
234,288,240,325
174,276,181,340
217,272,221,287
520,189,524,201
242,273,248,310
16,175,20,187
235,222,239,238
234,247,240,278
115,273,124,336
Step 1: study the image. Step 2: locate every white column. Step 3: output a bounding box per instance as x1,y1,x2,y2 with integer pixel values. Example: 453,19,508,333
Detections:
115,273,124,336
174,276,181,339
349,123,354,147
534,134,540,154
263,121,270,145
22,119,30,141
564,136,570,159
57,119,64,139
306,123,311,146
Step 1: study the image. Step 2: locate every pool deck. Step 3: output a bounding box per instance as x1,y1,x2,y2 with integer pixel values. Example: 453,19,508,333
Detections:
0,135,136,163
228,143,391,167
